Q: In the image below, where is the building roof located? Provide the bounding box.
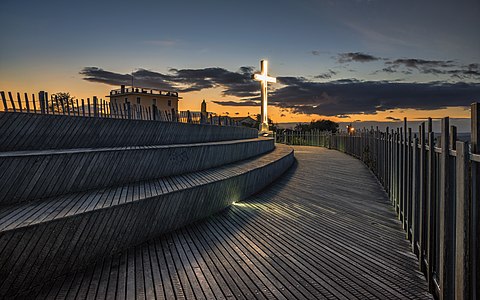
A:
[231,116,256,122]
[107,86,181,99]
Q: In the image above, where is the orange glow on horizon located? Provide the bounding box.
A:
[1,77,471,124]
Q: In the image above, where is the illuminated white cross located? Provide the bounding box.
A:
[253,59,276,132]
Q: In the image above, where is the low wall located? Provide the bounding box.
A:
[0,138,275,205]
[0,112,258,151]
[0,146,294,298]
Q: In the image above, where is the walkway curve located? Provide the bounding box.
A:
[23,146,432,299]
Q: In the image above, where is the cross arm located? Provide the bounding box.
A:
[253,73,277,83]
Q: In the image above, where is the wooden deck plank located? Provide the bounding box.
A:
[13,146,432,299]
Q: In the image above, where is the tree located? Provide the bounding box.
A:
[49,92,76,113]
[295,119,339,133]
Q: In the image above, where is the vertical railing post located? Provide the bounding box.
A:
[127,102,132,120]
[471,102,479,300]
[412,135,420,254]
[39,91,46,114]
[426,130,436,290]
[406,127,413,239]
[24,93,30,113]
[16,92,23,112]
[93,96,98,117]
[439,117,454,300]
[399,126,404,222]
[455,140,471,299]
[152,105,157,121]
[403,118,408,230]
[87,98,91,117]
[418,122,427,272]
[187,110,192,123]
[1,91,8,112]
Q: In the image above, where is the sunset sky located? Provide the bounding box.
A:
[1,0,479,127]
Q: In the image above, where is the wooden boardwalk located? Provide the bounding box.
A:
[22,146,432,299]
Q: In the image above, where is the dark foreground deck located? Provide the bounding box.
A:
[24,146,432,299]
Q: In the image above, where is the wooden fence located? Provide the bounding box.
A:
[277,102,479,300]
[0,90,239,126]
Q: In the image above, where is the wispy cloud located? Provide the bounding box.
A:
[337,52,381,63]
[333,51,480,80]
[212,100,259,106]
[314,69,338,79]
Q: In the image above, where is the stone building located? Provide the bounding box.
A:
[107,85,180,112]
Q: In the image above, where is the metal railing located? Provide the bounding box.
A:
[277,102,479,300]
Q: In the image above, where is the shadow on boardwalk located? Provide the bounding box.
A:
[23,146,432,299]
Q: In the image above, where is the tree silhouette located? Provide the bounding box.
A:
[295,119,339,133]
[50,92,76,113]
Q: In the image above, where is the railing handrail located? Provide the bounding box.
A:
[276,102,479,300]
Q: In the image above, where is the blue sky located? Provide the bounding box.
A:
[1,0,479,123]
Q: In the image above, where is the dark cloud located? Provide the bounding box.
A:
[80,66,259,98]
[337,52,380,63]
[314,69,338,79]
[81,66,480,117]
[389,58,455,69]
[332,52,479,80]
[336,115,351,119]
[381,58,479,79]
[212,100,259,106]
[386,116,401,121]
[80,67,176,91]
[81,67,138,85]
[270,78,480,116]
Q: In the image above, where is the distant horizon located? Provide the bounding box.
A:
[277,117,472,133]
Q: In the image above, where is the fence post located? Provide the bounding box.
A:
[32,93,36,113]
[152,105,157,121]
[16,92,23,112]
[24,93,30,113]
[439,117,454,300]
[411,135,420,254]
[403,119,409,231]
[471,102,479,299]
[93,96,98,117]
[87,98,91,117]
[426,131,436,289]
[406,127,413,239]
[399,126,404,223]
[127,102,132,120]
[455,141,471,299]
[1,91,8,112]
[418,122,427,272]
[39,91,45,114]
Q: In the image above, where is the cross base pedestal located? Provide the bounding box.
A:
[258,123,273,137]
[259,122,269,132]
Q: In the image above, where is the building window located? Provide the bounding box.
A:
[168,100,172,106]
[152,99,157,106]
[136,97,141,104]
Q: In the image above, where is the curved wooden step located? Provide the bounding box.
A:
[0,145,294,298]
[0,112,257,151]
[0,138,274,205]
